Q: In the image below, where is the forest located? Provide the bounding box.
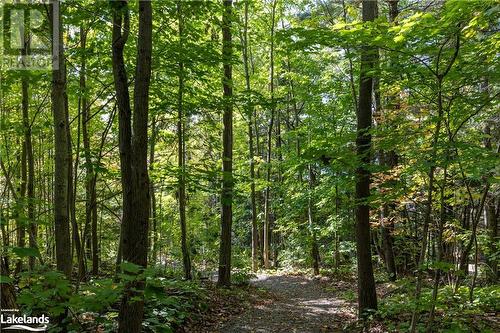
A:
[0,0,499,332]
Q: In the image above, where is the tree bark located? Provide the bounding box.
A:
[426,167,448,332]
[52,0,72,278]
[23,75,37,271]
[263,0,278,270]
[79,26,98,276]
[0,259,17,309]
[484,119,498,282]
[218,0,233,287]
[308,165,320,275]
[177,1,192,281]
[15,98,27,275]
[355,0,378,317]
[68,86,85,281]
[374,0,398,283]
[241,0,259,272]
[111,1,152,331]
[149,116,158,265]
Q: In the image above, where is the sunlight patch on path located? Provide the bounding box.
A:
[219,273,355,333]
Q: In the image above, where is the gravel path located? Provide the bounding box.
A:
[219,273,356,333]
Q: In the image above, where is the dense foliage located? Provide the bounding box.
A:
[0,0,498,332]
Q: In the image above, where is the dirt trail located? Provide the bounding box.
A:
[219,273,356,333]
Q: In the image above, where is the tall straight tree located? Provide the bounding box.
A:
[20,26,36,271]
[52,0,72,278]
[218,0,233,287]
[355,0,378,316]
[79,26,99,276]
[176,1,192,280]
[241,0,259,272]
[111,1,153,331]
[376,0,398,282]
[263,0,278,269]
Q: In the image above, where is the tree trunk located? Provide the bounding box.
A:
[410,30,460,332]
[263,0,278,270]
[308,165,320,276]
[177,1,192,281]
[17,10,39,273]
[68,85,85,281]
[16,100,27,275]
[218,0,233,287]
[380,205,397,281]
[484,123,498,282]
[0,259,17,309]
[241,0,259,272]
[112,1,153,331]
[355,0,378,317]
[149,116,158,265]
[374,0,398,283]
[486,197,498,282]
[426,167,448,332]
[52,0,72,278]
[80,26,98,276]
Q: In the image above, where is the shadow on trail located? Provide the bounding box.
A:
[220,274,356,333]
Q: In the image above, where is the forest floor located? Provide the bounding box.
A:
[217,272,360,333]
[181,270,498,333]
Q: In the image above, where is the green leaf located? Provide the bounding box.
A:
[121,261,141,274]
[0,275,14,283]
[12,247,40,258]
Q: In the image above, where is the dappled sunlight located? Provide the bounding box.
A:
[221,274,357,333]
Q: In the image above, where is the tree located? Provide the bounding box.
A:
[176,1,192,281]
[376,0,398,283]
[241,0,259,272]
[79,25,98,276]
[355,0,378,317]
[0,259,17,309]
[218,0,233,287]
[263,0,278,269]
[52,0,72,278]
[111,1,153,331]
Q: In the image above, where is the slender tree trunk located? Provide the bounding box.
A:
[69,86,85,281]
[486,197,498,282]
[15,7,29,275]
[355,0,378,317]
[218,0,233,287]
[426,167,448,332]
[16,106,27,275]
[484,121,498,282]
[177,1,192,281]
[91,177,98,273]
[334,183,341,268]
[241,0,259,272]
[456,182,490,285]
[149,116,158,265]
[80,26,98,276]
[17,10,38,273]
[308,165,320,275]
[374,0,398,283]
[410,31,460,332]
[273,83,282,270]
[263,0,278,270]
[112,1,153,331]
[409,85,442,333]
[52,0,72,278]
[23,77,37,271]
